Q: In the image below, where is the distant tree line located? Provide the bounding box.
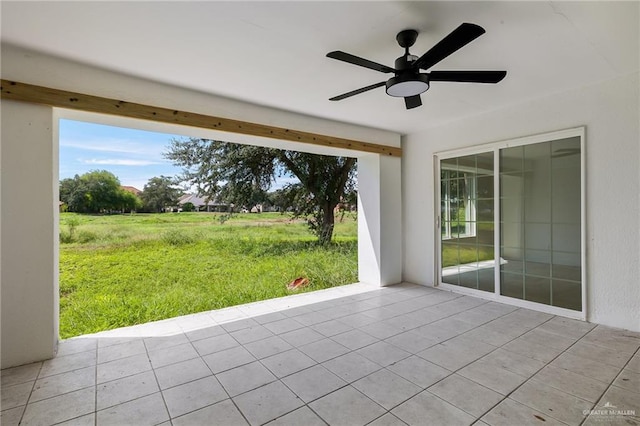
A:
[60,171,183,214]
[61,138,357,245]
[60,171,141,213]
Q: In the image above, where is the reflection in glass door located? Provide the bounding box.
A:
[438,133,583,312]
[440,152,495,292]
[500,137,582,310]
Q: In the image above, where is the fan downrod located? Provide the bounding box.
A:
[396,29,418,49]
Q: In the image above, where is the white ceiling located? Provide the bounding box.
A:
[1,1,638,135]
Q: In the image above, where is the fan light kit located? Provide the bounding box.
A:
[326,23,506,109]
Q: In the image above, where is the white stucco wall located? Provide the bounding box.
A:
[358,154,403,286]
[403,72,640,332]
[1,101,58,367]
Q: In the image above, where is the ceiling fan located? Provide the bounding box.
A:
[326,23,506,109]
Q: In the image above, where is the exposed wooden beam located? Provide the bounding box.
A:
[0,79,402,157]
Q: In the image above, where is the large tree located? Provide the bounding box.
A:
[165,138,356,245]
[59,170,140,213]
[140,176,183,212]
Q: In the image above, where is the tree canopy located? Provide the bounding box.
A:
[165,138,356,245]
[140,175,183,212]
[59,170,142,213]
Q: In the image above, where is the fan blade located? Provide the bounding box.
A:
[429,70,507,83]
[404,95,422,109]
[413,23,486,71]
[329,81,386,101]
[327,51,396,74]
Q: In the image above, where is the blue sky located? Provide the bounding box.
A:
[59,119,297,191]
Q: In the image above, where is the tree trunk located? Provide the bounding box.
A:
[318,203,336,246]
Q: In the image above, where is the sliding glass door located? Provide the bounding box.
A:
[437,130,583,314]
[440,152,495,292]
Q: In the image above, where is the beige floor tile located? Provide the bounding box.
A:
[96,353,152,384]
[260,348,316,378]
[56,339,97,357]
[387,355,451,388]
[21,387,94,426]
[55,412,95,426]
[31,366,95,402]
[143,333,189,352]
[511,379,591,425]
[0,405,24,426]
[154,357,212,390]
[458,359,526,395]
[332,329,379,350]
[281,364,346,403]
[172,398,248,426]
[549,351,621,383]
[392,390,475,426]
[97,370,158,410]
[356,341,411,367]
[96,392,168,426]
[298,338,350,363]
[202,345,256,374]
[482,398,566,426]
[185,325,226,342]
[1,363,41,388]
[230,325,274,345]
[533,365,609,402]
[428,374,503,417]
[148,342,199,369]
[384,331,438,354]
[39,351,96,378]
[233,381,303,426]
[216,361,276,396]
[191,333,239,356]
[266,406,326,426]
[310,385,386,426]
[97,339,146,364]
[565,342,634,368]
[243,335,293,359]
[162,376,228,418]
[417,336,496,371]
[612,368,640,394]
[367,413,408,426]
[322,352,382,383]
[501,337,563,363]
[279,327,325,347]
[1,382,33,411]
[263,318,305,335]
[352,369,421,410]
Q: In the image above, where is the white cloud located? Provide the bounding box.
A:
[81,158,161,166]
[61,138,147,154]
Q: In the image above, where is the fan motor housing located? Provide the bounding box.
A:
[386,73,430,97]
[394,54,418,71]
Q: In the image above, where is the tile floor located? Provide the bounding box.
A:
[2,283,639,426]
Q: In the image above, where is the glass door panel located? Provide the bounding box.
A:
[440,151,494,292]
[499,137,582,310]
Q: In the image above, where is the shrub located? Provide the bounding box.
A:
[162,229,196,246]
[60,230,73,244]
[182,202,195,212]
[76,230,98,243]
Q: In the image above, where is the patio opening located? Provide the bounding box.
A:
[58,118,359,338]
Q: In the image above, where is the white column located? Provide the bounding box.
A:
[1,100,58,368]
[357,153,402,286]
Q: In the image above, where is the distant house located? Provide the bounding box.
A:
[178,193,228,212]
[121,186,142,196]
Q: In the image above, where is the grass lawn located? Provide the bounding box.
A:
[59,212,357,338]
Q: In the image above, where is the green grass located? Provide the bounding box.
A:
[59,212,357,338]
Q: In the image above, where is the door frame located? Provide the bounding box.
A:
[433,127,586,320]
